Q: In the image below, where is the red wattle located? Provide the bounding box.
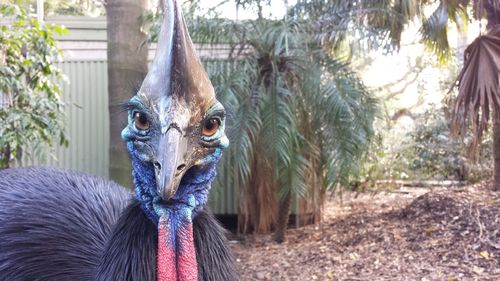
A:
[177,223,198,281]
[158,217,177,281]
[157,215,198,281]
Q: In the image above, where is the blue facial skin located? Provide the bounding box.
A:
[121,96,228,225]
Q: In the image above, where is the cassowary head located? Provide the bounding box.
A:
[121,0,228,221]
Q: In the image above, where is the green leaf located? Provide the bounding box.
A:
[0,3,68,167]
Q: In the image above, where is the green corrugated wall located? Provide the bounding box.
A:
[61,61,110,178]
[22,61,109,179]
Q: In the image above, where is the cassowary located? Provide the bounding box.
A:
[0,0,237,280]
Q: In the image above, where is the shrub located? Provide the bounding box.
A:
[0,3,68,168]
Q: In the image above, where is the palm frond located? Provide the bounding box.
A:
[277,135,310,200]
[450,26,500,158]
[318,59,377,186]
[420,1,468,62]
[289,0,422,53]
[218,61,262,188]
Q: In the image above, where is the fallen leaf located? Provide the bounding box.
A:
[479,251,490,260]
[423,226,434,233]
[473,266,484,275]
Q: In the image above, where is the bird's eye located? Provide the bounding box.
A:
[202,118,220,137]
[134,112,150,130]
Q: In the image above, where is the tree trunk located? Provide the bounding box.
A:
[0,144,11,169]
[493,119,500,191]
[273,191,292,243]
[486,1,500,191]
[106,0,148,188]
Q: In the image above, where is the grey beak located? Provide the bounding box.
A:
[154,128,189,200]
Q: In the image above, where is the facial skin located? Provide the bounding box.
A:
[121,95,229,204]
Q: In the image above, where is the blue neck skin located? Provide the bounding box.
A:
[127,142,219,225]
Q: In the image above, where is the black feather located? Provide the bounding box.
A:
[0,167,237,280]
[0,167,129,281]
[95,201,157,281]
[193,210,238,281]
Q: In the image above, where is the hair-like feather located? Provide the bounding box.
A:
[95,200,157,281]
[0,167,236,280]
[0,167,129,280]
[193,210,238,281]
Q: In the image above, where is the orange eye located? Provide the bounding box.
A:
[134,112,150,130]
[202,118,220,136]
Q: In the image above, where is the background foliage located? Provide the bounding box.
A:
[11,0,105,17]
[358,104,492,189]
[410,106,492,182]
[0,3,67,168]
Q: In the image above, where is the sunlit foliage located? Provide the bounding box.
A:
[0,3,67,168]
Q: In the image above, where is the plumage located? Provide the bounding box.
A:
[0,167,127,281]
[0,167,237,281]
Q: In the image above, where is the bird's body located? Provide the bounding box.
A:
[0,0,236,279]
[0,167,236,281]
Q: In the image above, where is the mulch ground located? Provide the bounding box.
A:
[231,183,500,281]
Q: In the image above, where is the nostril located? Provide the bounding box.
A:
[154,162,161,172]
[177,164,186,171]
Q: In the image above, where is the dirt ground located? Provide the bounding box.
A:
[231,183,500,281]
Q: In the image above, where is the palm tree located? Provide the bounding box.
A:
[293,0,500,190]
[450,2,500,190]
[185,9,378,241]
[106,0,149,188]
